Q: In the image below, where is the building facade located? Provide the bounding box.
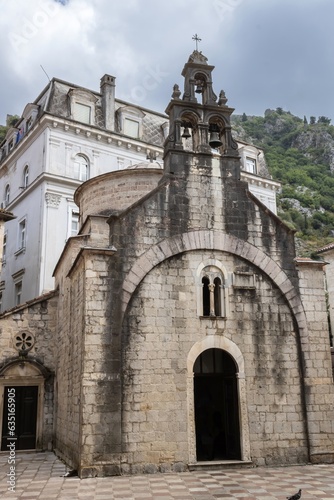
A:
[0,71,279,311]
[0,51,333,477]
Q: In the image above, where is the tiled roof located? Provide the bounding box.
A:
[316,242,334,254]
[294,257,326,265]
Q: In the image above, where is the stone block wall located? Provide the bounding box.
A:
[50,143,334,474]
[54,263,85,469]
[75,169,162,223]
[0,293,57,450]
[120,250,308,471]
[295,260,334,462]
[79,252,122,476]
[109,156,298,285]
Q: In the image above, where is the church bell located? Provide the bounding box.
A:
[195,82,203,94]
[182,126,191,139]
[209,130,223,149]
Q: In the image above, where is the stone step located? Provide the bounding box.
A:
[188,460,253,471]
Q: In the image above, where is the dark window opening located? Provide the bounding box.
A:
[202,276,210,316]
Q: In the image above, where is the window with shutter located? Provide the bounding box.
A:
[73,103,91,124]
[73,155,89,181]
[124,118,140,138]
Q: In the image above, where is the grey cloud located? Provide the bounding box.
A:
[1,0,334,125]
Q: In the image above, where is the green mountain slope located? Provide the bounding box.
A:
[0,115,20,143]
[232,109,334,256]
[2,110,334,256]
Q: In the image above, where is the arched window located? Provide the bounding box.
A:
[200,266,226,318]
[202,276,210,316]
[73,155,89,181]
[23,165,29,188]
[4,184,10,207]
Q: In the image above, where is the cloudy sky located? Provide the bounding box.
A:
[0,0,333,125]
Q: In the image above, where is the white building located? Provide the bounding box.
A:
[0,73,280,311]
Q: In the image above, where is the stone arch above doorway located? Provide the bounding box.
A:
[0,358,52,379]
[187,336,245,376]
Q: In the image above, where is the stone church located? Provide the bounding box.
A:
[0,51,334,477]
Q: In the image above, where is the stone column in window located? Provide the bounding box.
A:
[208,283,215,316]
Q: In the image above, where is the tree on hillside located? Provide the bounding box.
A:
[6,115,20,127]
[0,114,20,143]
[318,116,331,125]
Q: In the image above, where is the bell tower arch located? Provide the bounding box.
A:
[164,50,240,178]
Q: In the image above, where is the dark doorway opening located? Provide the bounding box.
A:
[1,386,38,451]
[194,349,241,461]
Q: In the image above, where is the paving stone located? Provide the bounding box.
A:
[1,452,334,499]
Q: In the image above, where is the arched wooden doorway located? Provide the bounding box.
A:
[1,386,38,450]
[0,359,52,451]
[194,348,241,461]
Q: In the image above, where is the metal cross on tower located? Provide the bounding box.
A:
[192,34,202,51]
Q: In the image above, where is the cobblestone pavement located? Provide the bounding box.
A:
[1,452,334,499]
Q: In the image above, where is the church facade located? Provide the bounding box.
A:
[0,51,333,477]
[0,67,278,312]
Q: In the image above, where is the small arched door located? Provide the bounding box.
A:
[194,348,241,461]
[0,360,48,451]
[1,386,38,450]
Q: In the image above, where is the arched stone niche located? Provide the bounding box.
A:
[0,359,53,451]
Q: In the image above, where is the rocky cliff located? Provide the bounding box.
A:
[232,109,334,255]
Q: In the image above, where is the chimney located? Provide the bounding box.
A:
[100,74,116,131]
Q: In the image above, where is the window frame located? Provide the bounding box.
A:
[73,154,89,182]
[72,102,92,124]
[123,117,140,138]
[2,231,7,266]
[116,105,145,139]
[71,211,79,237]
[21,103,39,134]
[4,184,10,207]
[68,88,97,126]
[67,203,80,239]
[18,218,27,252]
[196,261,229,319]
[201,270,224,318]
[26,116,33,131]
[15,281,22,306]
[23,165,29,188]
[245,156,256,174]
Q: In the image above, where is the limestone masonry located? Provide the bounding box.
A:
[0,51,333,477]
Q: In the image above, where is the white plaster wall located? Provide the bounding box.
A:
[0,122,159,310]
[248,183,277,214]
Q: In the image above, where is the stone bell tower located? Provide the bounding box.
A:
[164,50,240,179]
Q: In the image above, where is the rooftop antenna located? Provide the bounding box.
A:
[40,65,50,82]
[192,34,202,52]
